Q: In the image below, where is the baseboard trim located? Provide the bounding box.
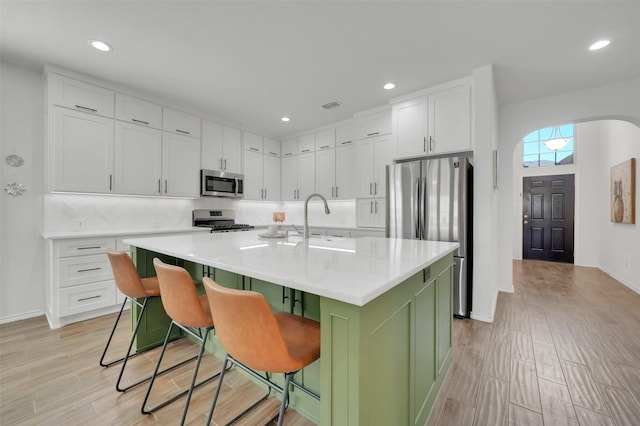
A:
[497,285,515,293]
[606,271,640,294]
[0,309,45,325]
[470,287,498,323]
[471,311,494,323]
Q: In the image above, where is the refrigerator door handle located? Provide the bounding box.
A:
[420,176,427,239]
[415,177,421,238]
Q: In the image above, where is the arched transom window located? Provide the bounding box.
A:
[523,124,575,168]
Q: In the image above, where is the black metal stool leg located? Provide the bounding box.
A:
[276,373,293,426]
[99,298,129,367]
[141,321,175,415]
[206,355,230,426]
[179,327,212,426]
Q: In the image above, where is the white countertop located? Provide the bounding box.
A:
[41,227,209,240]
[124,230,458,306]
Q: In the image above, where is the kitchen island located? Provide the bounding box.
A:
[124,231,458,425]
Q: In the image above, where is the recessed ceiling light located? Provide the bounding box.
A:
[589,40,610,51]
[281,116,290,122]
[89,39,113,52]
[383,82,396,90]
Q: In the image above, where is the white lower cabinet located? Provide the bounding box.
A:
[47,237,118,328]
[356,198,386,228]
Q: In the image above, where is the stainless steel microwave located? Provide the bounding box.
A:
[200,169,244,198]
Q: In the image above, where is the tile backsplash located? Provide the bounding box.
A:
[44,194,356,233]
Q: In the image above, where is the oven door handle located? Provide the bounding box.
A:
[234,177,239,197]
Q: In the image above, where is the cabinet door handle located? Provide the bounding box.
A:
[370,182,373,195]
[220,158,223,169]
[374,182,378,195]
[370,201,373,214]
[430,136,434,151]
[301,149,310,153]
[250,147,259,152]
[374,200,378,213]
[367,132,379,137]
[269,152,277,156]
[131,118,149,125]
[109,174,112,191]
[335,186,339,197]
[164,180,168,193]
[74,104,97,113]
[284,152,293,156]
[77,295,102,302]
[176,129,190,135]
[158,179,161,193]
[341,140,352,145]
[77,267,102,273]
[320,145,330,149]
[224,158,227,170]
[77,246,101,250]
[423,136,427,152]
[331,187,335,198]
[265,188,267,199]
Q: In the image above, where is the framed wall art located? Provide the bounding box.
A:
[611,158,636,224]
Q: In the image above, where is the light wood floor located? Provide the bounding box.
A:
[2,260,639,425]
[428,260,640,426]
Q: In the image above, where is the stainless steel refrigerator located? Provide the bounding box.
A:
[386,156,473,318]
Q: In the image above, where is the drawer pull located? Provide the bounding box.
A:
[176,129,191,135]
[77,267,102,273]
[74,104,97,113]
[77,295,102,302]
[132,118,150,125]
[77,246,101,250]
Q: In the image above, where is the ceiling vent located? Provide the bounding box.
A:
[321,100,342,110]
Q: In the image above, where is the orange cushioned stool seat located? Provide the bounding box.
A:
[203,277,320,426]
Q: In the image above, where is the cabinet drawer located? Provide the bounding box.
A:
[59,281,116,316]
[356,110,392,139]
[57,254,113,288]
[163,107,201,138]
[115,93,162,129]
[49,73,114,117]
[297,134,315,153]
[264,137,281,157]
[56,237,116,257]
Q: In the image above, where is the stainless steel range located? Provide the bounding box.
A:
[192,209,254,233]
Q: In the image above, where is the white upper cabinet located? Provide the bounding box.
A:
[49,73,114,118]
[336,122,356,146]
[297,152,316,200]
[162,107,201,138]
[263,154,281,201]
[243,130,263,153]
[114,121,162,195]
[355,109,391,140]
[393,82,471,159]
[281,155,298,201]
[162,132,200,197]
[297,134,315,153]
[428,84,471,155]
[356,136,392,198]
[393,96,428,159]
[315,128,336,150]
[264,137,281,157]
[282,138,297,157]
[316,147,336,199]
[335,143,358,199]
[201,121,242,173]
[115,93,162,129]
[52,107,114,193]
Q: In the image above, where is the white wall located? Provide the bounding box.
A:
[599,120,640,291]
[497,78,640,293]
[0,62,46,322]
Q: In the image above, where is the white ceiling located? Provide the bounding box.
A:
[2,1,639,139]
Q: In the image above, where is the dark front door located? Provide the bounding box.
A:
[523,174,575,263]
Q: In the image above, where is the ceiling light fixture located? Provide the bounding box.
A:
[89,39,113,52]
[544,126,569,151]
[589,40,610,51]
[383,82,396,90]
[281,116,290,122]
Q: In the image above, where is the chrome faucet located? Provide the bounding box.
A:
[304,193,331,239]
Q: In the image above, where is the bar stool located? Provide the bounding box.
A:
[142,258,223,425]
[203,277,321,426]
[101,250,186,393]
